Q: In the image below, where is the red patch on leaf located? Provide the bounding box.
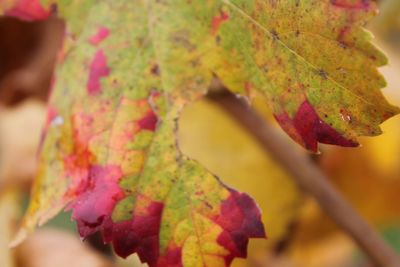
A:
[138,110,158,131]
[211,11,230,35]
[75,195,163,267]
[63,148,93,195]
[5,0,50,21]
[104,200,164,265]
[330,0,370,9]
[71,165,124,236]
[214,191,266,266]
[87,50,110,95]
[158,247,182,267]
[275,100,359,152]
[89,27,110,46]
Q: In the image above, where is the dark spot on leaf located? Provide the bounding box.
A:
[318,69,328,79]
[271,29,280,41]
[50,3,58,15]
[150,64,160,76]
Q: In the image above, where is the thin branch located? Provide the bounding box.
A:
[208,90,400,267]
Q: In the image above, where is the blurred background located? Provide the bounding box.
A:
[0,0,399,266]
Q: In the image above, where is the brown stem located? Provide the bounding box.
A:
[208,90,400,267]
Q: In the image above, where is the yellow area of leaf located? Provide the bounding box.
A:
[179,99,302,265]
[0,189,19,267]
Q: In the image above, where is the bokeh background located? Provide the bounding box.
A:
[0,1,399,266]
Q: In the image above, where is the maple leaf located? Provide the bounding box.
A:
[1,0,398,266]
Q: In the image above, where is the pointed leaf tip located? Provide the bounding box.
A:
[275,100,359,152]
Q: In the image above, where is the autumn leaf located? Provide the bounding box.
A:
[1,0,397,267]
[16,229,115,267]
[212,0,398,152]
[6,2,266,266]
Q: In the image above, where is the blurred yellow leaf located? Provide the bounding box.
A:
[0,189,19,267]
[16,228,115,267]
[179,99,302,266]
[362,116,400,178]
[370,0,400,38]
[116,254,147,267]
[0,101,46,187]
[359,36,400,177]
